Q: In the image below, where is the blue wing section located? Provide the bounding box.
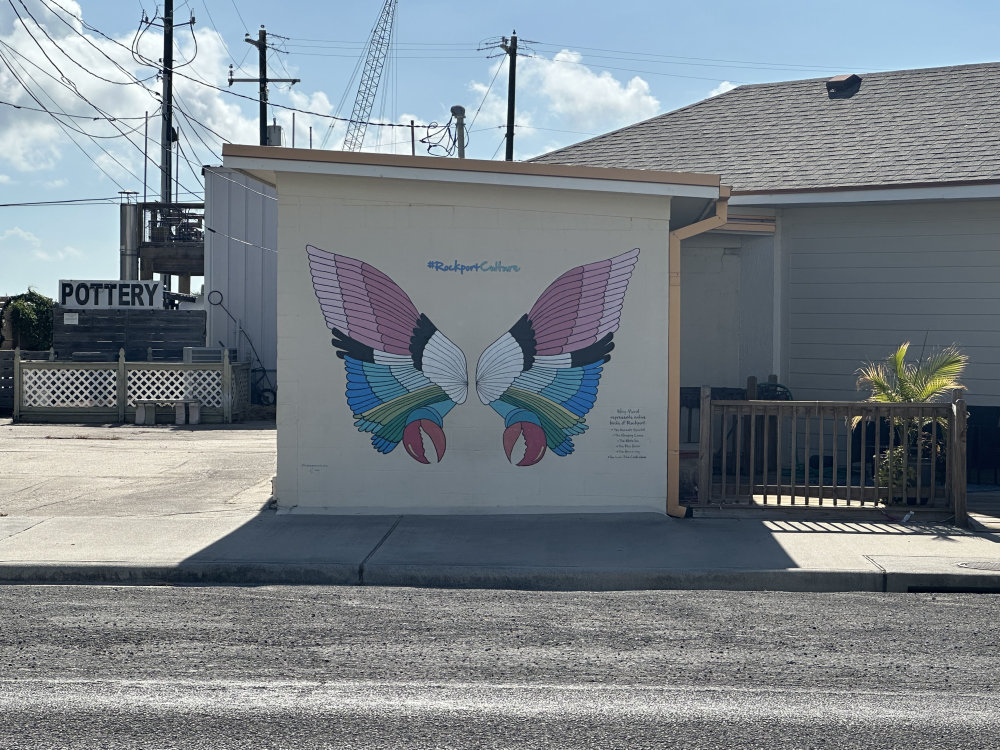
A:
[345,358,410,414]
[490,360,606,457]
[342,355,453,454]
[512,362,604,418]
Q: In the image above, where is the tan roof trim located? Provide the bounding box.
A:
[221,144,721,189]
[732,178,1000,196]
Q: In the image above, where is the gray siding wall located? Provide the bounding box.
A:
[781,199,1000,406]
[204,168,278,379]
[680,232,774,388]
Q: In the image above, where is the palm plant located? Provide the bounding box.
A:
[855,341,967,411]
[854,341,968,503]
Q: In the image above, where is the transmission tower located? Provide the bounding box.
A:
[342,0,397,152]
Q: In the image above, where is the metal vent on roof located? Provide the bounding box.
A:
[826,74,862,99]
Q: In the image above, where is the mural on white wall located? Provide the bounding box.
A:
[306,245,639,467]
[306,245,469,463]
[475,248,639,465]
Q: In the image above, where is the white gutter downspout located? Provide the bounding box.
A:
[666,186,730,517]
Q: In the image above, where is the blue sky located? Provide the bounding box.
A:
[2,0,999,297]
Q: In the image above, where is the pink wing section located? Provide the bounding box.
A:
[306,245,420,356]
[527,248,640,355]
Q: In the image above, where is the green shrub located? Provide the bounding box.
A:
[2,289,53,350]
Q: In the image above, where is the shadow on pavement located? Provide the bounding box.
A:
[180,511,399,585]
[179,511,801,588]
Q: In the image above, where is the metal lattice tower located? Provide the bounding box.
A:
[343,0,397,152]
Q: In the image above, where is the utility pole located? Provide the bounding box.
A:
[153,1,194,201]
[500,32,517,161]
[450,105,466,158]
[228,27,300,146]
[159,0,174,202]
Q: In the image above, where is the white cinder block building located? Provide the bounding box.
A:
[224,146,730,515]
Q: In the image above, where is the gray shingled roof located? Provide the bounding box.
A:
[532,62,1000,192]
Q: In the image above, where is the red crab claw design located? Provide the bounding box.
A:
[403,419,447,464]
[502,421,547,467]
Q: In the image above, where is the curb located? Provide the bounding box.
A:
[0,562,360,586]
[359,565,885,592]
[2,563,999,592]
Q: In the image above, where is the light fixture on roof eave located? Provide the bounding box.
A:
[826,74,862,99]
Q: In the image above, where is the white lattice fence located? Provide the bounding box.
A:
[127,368,223,407]
[21,367,117,408]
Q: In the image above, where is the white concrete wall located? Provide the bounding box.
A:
[275,171,673,514]
[203,168,278,382]
[679,233,774,389]
[780,199,1000,406]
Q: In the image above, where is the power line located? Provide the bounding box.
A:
[202,167,277,201]
[529,41,869,72]
[517,124,598,136]
[4,2,161,148]
[0,196,121,207]
[205,225,275,254]
[228,0,249,35]
[467,56,506,134]
[322,32,370,148]
[25,10,469,142]
[0,44,148,141]
[196,0,254,76]
[0,45,127,189]
[0,97,150,121]
[276,35,874,75]
[490,134,506,160]
[283,36,474,47]
[174,123,205,187]
[284,51,486,59]
[84,20,428,135]
[0,36,201,198]
[36,0,160,90]
[0,61,203,203]
[521,53,749,84]
[173,96,223,158]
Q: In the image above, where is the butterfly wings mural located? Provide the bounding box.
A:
[306,245,468,463]
[306,246,640,466]
[475,248,640,466]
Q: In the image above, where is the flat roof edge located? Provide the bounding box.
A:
[221,144,721,189]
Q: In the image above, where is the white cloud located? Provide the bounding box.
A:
[42,178,67,188]
[0,6,315,194]
[709,81,737,97]
[0,226,41,248]
[33,244,83,262]
[366,113,423,155]
[467,60,532,130]
[0,228,83,262]
[518,50,659,132]
[0,173,10,183]
[461,61,532,158]
[0,4,156,177]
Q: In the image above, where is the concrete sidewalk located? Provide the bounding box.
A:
[2,419,1000,592]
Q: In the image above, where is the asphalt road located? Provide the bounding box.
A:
[1,586,998,748]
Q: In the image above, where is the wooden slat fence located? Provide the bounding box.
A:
[52,308,206,361]
[695,388,968,524]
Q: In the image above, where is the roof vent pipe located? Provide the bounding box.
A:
[826,74,862,99]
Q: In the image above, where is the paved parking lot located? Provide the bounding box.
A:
[0,419,276,517]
